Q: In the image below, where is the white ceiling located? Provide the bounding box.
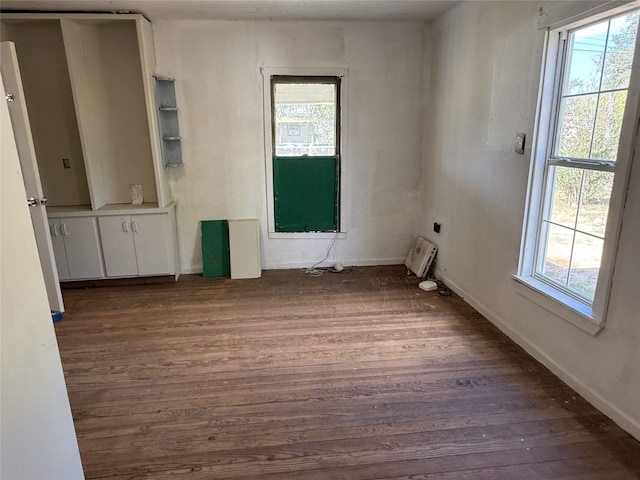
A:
[0,0,461,22]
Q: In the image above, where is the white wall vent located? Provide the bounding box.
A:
[405,236,437,278]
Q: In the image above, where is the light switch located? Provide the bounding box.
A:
[62,158,71,169]
[514,133,526,154]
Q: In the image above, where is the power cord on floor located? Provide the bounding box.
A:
[304,266,354,276]
[428,276,452,296]
[304,235,352,276]
[303,267,325,277]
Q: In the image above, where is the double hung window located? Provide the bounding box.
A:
[519,7,640,330]
[270,76,341,233]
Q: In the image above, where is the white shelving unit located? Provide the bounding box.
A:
[154,76,183,167]
[2,13,180,281]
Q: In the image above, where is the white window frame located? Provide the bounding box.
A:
[261,66,349,239]
[515,2,640,335]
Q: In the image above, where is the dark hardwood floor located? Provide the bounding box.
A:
[55,265,640,479]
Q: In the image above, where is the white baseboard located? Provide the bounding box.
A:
[182,258,406,275]
[262,257,405,270]
[443,276,640,441]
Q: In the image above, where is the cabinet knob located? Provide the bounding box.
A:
[122,220,129,233]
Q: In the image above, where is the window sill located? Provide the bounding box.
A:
[512,275,604,336]
[268,231,347,240]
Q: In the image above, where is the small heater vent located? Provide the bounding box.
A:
[405,236,437,278]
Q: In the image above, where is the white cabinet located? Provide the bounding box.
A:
[98,214,173,278]
[96,216,138,277]
[47,203,179,282]
[49,219,70,281]
[132,214,173,275]
[48,216,104,280]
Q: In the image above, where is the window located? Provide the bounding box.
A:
[518,6,640,331]
[270,76,341,233]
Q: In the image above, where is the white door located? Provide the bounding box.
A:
[1,68,84,480]
[133,214,171,275]
[61,217,105,279]
[98,215,138,277]
[1,41,64,312]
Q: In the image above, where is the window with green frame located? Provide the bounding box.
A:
[271,76,341,233]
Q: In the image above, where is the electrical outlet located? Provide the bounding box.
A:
[433,222,441,233]
[514,133,526,154]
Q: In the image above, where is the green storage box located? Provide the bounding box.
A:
[201,220,230,277]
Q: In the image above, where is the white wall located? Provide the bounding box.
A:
[1,73,84,479]
[153,20,425,272]
[422,1,640,439]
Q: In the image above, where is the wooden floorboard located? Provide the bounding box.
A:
[54,265,640,479]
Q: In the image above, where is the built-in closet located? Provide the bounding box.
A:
[1,13,180,281]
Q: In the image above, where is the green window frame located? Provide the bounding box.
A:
[270,76,341,233]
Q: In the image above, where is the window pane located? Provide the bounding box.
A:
[568,233,604,300]
[566,22,607,95]
[274,83,336,157]
[556,94,597,159]
[548,166,581,228]
[538,222,574,285]
[556,12,640,162]
[601,12,640,90]
[591,90,627,161]
[576,170,613,237]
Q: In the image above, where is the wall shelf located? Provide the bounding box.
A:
[154,76,183,167]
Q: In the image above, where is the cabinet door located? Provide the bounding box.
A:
[60,217,104,279]
[98,216,138,277]
[132,214,171,275]
[48,218,70,281]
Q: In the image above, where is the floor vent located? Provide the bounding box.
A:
[405,236,437,278]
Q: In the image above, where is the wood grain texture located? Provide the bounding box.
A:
[55,265,640,479]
